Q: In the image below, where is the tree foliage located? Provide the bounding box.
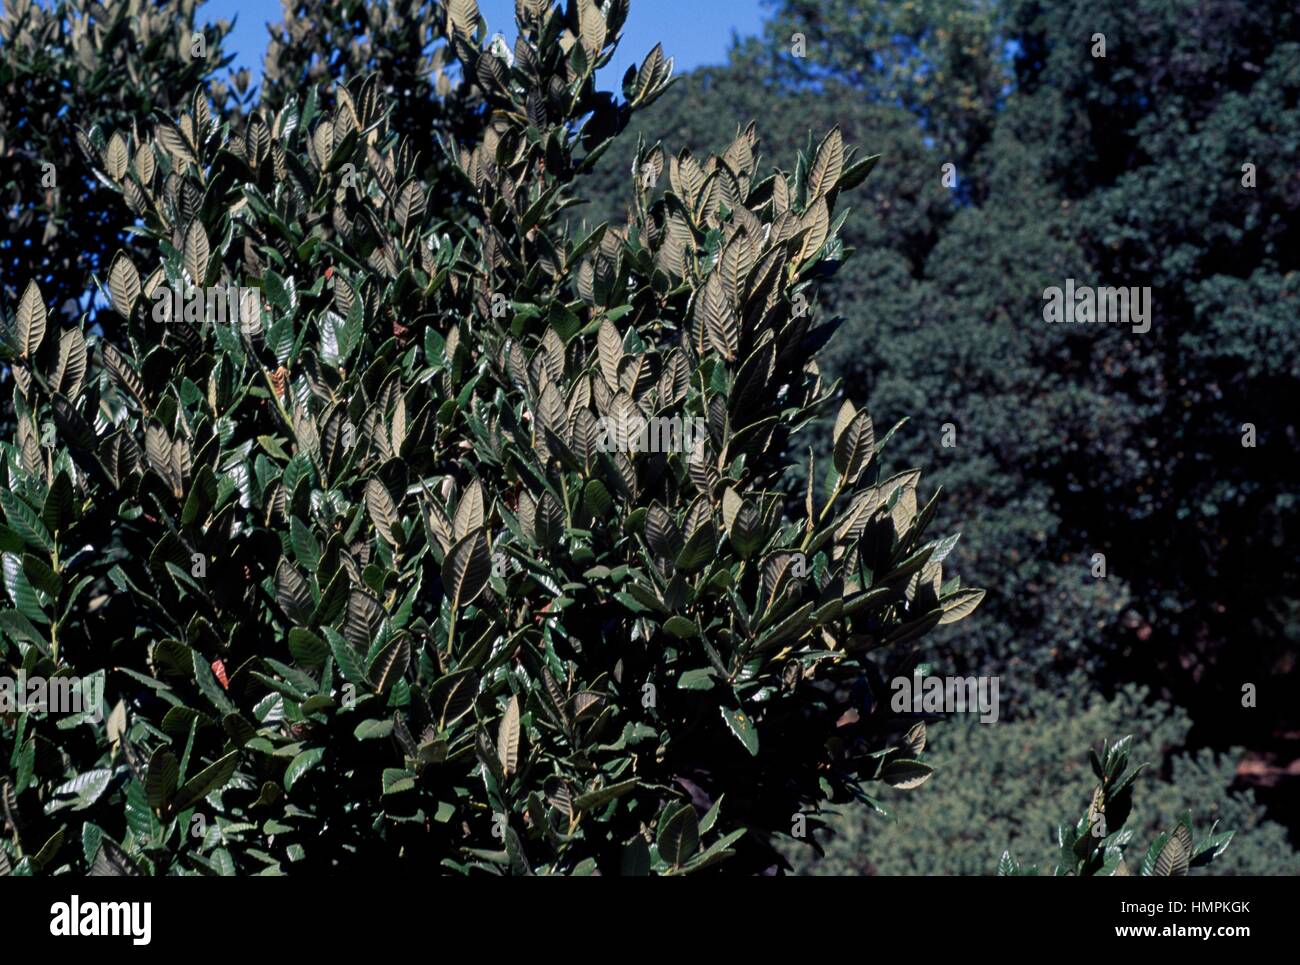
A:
[0,0,988,876]
[794,686,1286,876]
[761,0,1300,750]
[0,0,241,339]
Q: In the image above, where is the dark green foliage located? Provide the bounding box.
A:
[792,686,1288,876]
[996,0,1300,740]
[259,0,483,189]
[0,0,984,875]
[760,0,1008,176]
[998,735,1234,877]
[0,0,241,341]
[757,0,1300,747]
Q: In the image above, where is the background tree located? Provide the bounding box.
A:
[795,685,1295,876]
[737,0,1300,867]
[760,0,1009,183]
[994,0,1300,759]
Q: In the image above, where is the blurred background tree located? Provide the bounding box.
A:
[790,684,1300,875]
[760,0,1009,189]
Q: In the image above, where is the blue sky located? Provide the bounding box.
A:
[203,0,768,88]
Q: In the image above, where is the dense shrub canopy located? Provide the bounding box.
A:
[0,0,994,875]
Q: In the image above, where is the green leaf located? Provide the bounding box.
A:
[81,823,104,867]
[284,748,325,793]
[1140,832,1170,876]
[174,751,240,809]
[287,628,329,670]
[382,768,416,794]
[180,465,219,527]
[41,472,75,536]
[30,827,65,871]
[354,718,394,740]
[192,651,236,715]
[324,627,370,687]
[657,803,700,866]
[3,552,49,624]
[583,479,613,517]
[838,152,880,191]
[290,516,322,572]
[880,758,934,790]
[678,668,716,690]
[263,269,293,312]
[22,554,60,596]
[939,588,986,625]
[47,768,113,813]
[145,747,179,809]
[678,827,746,874]
[0,490,53,553]
[573,778,639,812]
[674,525,715,573]
[663,615,700,639]
[0,523,24,554]
[282,453,314,495]
[312,568,349,625]
[719,706,759,756]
